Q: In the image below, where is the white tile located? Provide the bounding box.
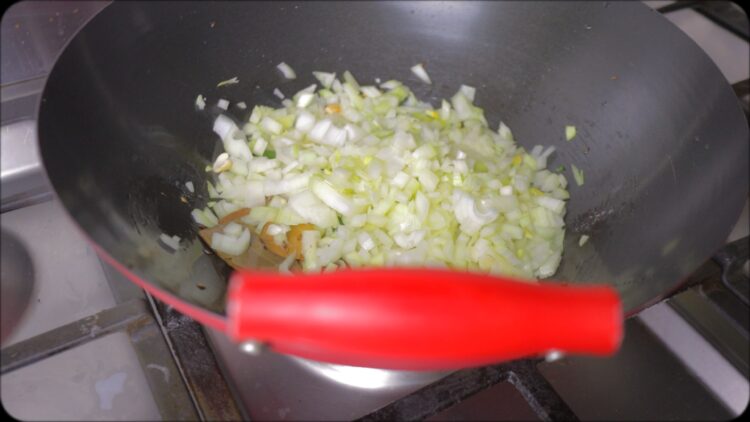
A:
[664,8,749,84]
[1,199,116,345]
[1,332,161,420]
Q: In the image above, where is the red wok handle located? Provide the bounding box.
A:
[226,268,622,370]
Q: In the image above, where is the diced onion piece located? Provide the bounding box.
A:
[224,222,243,237]
[498,121,513,141]
[211,228,251,256]
[265,224,285,236]
[459,85,476,102]
[185,181,194,193]
[311,179,353,216]
[571,164,585,186]
[217,76,239,87]
[159,233,180,251]
[453,191,498,234]
[273,88,285,99]
[288,189,338,228]
[217,99,229,110]
[565,125,577,141]
[391,171,410,188]
[295,110,317,133]
[313,71,336,88]
[261,116,283,135]
[343,124,364,142]
[195,95,206,110]
[213,114,237,140]
[241,180,266,208]
[415,169,438,192]
[252,137,268,155]
[213,152,232,173]
[247,157,279,173]
[297,92,315,108]
[191,209,216,227]
[579,234,590,246]
[393,230,426,249]
[308,119,333,142]
[263,172,311,196]
[279,252,297,273]
[361,86,382,98]
[536,196,565,213]
[357,232,376,251]
[236,101,247,109]
[451,91,473,120]
[322,125,348,147]
[410,63,432,84]
[298,84,317,95]
[277,62,296,79]
[380,80,401,90]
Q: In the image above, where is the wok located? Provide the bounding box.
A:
[38,1,748,369]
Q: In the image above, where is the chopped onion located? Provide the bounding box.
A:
[410,63,432,84]
[236,101,247,109]
[159,233,180,251]
[565,125,577,141]
[213,114,238,139]
[279,252,297,273]
[212,152,232,173]
[313,71,336,88]
[289,189,337,228]
[277,62,296,79]
[297,85,317,96]
[308,119,333,142]
[185,181,194,193]
[224,222,244,237]
[498,121,513,141]
[217,76,239,87]
[579,234,590,246]
[571,164,585,186]
[361,86,382,98]
[357,232,376,251]
[195,95,206,110]
[191,209,217,227]
[252,137,268,155]
[273,88,285,99]
[211,228,251,255]
[261,116,283,135]
[379,80,401,90]
[311,179,353,216]
[297,92,315,108]
[459,85,476,102]
[217,99,229,110]
[295,110,317,133]
[263,172,311,196]
[537,196,565,213]
[192,69,570,279]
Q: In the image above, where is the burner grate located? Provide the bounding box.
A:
[357,359,576,421]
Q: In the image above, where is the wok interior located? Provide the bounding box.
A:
[38,1,748,316]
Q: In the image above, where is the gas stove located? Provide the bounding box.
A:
[1,1,747,420]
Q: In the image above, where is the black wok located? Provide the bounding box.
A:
[38,1,748,367]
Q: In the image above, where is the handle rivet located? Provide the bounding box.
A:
[545,350,564,362]
[240,340,266,355]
